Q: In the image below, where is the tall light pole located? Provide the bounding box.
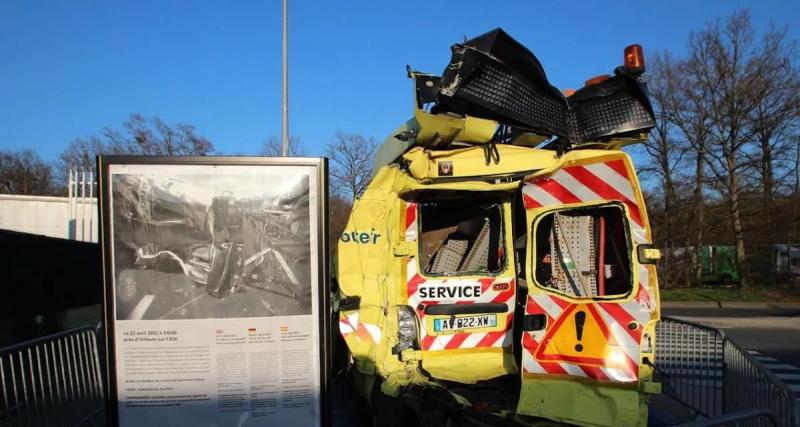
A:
[281,0,289,156]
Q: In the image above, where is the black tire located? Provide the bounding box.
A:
[719,273,733,286]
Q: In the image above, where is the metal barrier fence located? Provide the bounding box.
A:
[0,319,796,426]
[656,317,797,427]
[0,326,104,426]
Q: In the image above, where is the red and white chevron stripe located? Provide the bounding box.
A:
[522,158,655,310]
[522,294,640,382]
[521,157,657,383]
[523,159,643,227]
[406,260,515,351]
[405,202,418,241]
[339,311,382,344]
[404,201,516,352]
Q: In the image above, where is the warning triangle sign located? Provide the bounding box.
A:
[535,304,613,366]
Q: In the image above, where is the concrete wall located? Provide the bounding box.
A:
[0,194,97,242]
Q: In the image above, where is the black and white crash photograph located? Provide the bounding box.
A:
[110,165,313,320]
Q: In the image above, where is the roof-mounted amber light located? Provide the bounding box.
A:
[624,44,645,74]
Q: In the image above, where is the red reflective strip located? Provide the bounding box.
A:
[355,324,374,343]
[407,273,425,298]
[580,365,609,381]
[585,304,611,338]
[444,332,470,350]
[605,159,629,180]
[421,335,436,350]
[540,362,568,375]
[480,278,494,293]
[636,283,651,307]
[624,201,644,227]
[476,314,513,347]
[490,282,516,304]
[617,352,640,378]
[405,203,417,230]
[538,178,582,204]
[475,330,506,347]
[538,302,575,338]
[522,193,542,209]
[522,332,539,348]
[597,303,642,342]
[525,296,544,314]
[549,295,570,310]
[563,166,643,226]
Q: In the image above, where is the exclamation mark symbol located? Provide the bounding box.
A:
[574,311,586,352]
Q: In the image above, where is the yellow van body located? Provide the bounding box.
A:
[337,142,661,426]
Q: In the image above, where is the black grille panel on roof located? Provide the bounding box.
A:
[458,63,567,135]
[570,90,655,142]
[432,28,655,144]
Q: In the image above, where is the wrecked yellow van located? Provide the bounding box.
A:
[336,29,661,427]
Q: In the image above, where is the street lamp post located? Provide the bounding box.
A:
[281,0,289,156]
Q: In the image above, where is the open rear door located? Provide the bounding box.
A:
[402,192,518,383]
[517,153,659,426]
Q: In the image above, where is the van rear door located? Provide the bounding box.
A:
[403,192,518,382]
[517,154,659,427]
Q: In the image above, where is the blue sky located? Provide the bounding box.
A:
[1,0,798,161]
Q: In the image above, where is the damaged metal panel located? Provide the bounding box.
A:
[435,29,567,136]
[567,73,656,142]
[430,28,656,144]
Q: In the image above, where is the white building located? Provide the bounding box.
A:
[0,194,97,242]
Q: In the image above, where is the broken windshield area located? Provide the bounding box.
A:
[533,205,631,298]
[418,197,505,275]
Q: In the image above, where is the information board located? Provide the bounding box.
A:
[98,156,329,427]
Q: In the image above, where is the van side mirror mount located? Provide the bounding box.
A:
[637,244,661,264]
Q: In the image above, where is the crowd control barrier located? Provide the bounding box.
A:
[656,317,797,427]
[0,318,796,427]
[0,326,104,426]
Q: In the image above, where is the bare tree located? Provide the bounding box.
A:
[0,149,56,195]
[328,194,353,248]
[58,136,107,177]
[747,28,800,244]
[792,135,800,243]
[641,52,693,287]
[59,114,214,179]
[680,10,797,289]
[261,135,306,156]
[656,51,709,283]
[326,132,378,201]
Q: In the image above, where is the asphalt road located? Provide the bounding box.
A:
[663,305,800,400]
[115,269,311,320]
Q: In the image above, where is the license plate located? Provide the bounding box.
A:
[434,314,497,332]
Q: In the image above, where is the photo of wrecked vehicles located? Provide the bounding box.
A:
[110,168,311,320]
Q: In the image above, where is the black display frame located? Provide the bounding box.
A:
[97,155,331,427]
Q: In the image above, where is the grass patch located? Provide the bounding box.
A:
[661,287,768,302]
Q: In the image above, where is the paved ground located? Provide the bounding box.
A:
[115,269,311,320]
[663,305,800,402]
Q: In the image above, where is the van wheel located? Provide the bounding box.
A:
[719,273,733,286]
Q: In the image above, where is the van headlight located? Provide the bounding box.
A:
[393,306,419,354]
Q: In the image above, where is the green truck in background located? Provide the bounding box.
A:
[699,245,740,285]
